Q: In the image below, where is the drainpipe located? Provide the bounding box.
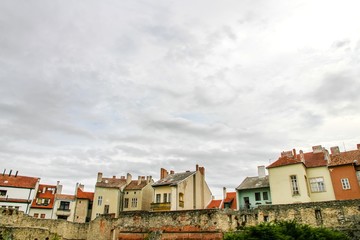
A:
[26,188,33,214]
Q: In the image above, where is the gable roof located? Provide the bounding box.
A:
[96,177,127,188]
[0,174,39,189]
[236,176,269,190]
[124,180,150,190]
[267,156,300,169]
[267,150,328,169]
[207,199,222,209]
[76,187,94,200]
[329,149,360,167]
[152,171,195,187]
[31,184,57,209]
[222,192,237,210]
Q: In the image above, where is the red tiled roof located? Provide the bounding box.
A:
[267,156,301,169]
[0,174,39,189]
[267,150,328,169]
[206,199,222,209]
[329,149,360,167]
[31,184,56,209]
[76,188,94,200]
[222,192,237,210]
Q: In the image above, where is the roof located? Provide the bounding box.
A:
[267,151,328,169]
[236,176,269,190]
[152,171,195,187]
[76,187,94,200]
[96,177,127,188]
[207,199,222,209]
[31,184,56,209]
[124,180,150,190]
[222,192,237,210]
[0,174,39,189]
[56,194,75,201]
[329,149,360,167]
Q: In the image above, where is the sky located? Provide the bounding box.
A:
[1,0,360,198]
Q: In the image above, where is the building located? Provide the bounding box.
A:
[207,188,237,210]
[151,165,212,211]
[236,166,271,210]
[52,193,76,221]
[74,184,94,223]
[0,170,39,214]
[267,146,335,204]
[29,182,60,219]
[328,144,360,200]
[123,176,154,211]
[91,173,131,220]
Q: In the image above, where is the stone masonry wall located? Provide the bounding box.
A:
[1,200,360,239]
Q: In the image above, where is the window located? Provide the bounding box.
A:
[97,196,103,206]
[59,201,70,210]
[263,192,269,201]
[34,213,39,218]
[309,177,326,192]
[40,214,45,219]
[104,205,109,214]
[131,198,138,208]
[168,193,171,202]
[290,175,300,195]
[341,178,351,190]
[156,194,161,203]
[255,192,261,201]
[124,198,129,208]
[0,190,7,196]
[163,193,167,203]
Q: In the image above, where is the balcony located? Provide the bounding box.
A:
[56,208,71,216]
[150,202,171,211]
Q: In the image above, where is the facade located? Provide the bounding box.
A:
[91,173,130,220]
[52,194,76,221]
[328,145,360,200]
[29,183,60,219]
[123,176,154,211]
[0,171,39,214]
[267,146,335,204]
[74,184,94,223]
[151,165,212,211]
[236,166,271,210]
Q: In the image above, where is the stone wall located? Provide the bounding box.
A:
[1,200,360,239]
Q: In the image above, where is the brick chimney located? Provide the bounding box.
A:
[97,172,103,183]
[357,144,360,150]
[312,145,323,153]
[330,146,340,155]
[199,166,205,175]
[281,150,293,158]
[160,168,168,179]
[138,176,142,185]
[56,181,63,194]
[170,170,174,174]
[299,150,305,163]
[258,166,266,178]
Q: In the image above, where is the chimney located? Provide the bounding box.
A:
[126,173,132,184]
[299,150,305,163]
[223,187,227,201]
[113,175,116,179]
[258,166,266,178]
[121,176,125,179]
[292,149,297,158]
[323,148,330,162]
[97,172,103,182]
[196,164,199,171]
[170,170,174,174]
[199,166,205,176]
[78,184,84,191]
[147,176,152,183]
[56,181,63,194]
[330,146,340,155]
[281,150,293,158]
[138,176,141,185]
[160,168,168,179]
[357,144,360,150]
[8,170,12,176]
[14,171,18,177]
[312,145,322,153]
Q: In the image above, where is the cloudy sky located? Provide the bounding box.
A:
[1,0,360,198]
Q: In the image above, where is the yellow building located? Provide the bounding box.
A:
[267,146,335,204]
[151,165,212,211]
[123,176,154,211]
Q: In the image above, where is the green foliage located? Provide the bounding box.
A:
[224,220,349,240]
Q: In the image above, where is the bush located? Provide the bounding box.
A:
[224,220,349,240]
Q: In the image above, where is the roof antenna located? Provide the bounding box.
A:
[2,169,5,176]
[8,170,12,176]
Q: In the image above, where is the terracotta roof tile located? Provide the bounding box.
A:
[206,199,222,209]
[267,150,328,169]
[222,192,237,210]
[76,188,94,200]
[267,156,300,169]
[0,175,39,189]
[31,184,56,209]
[329,149,360,166]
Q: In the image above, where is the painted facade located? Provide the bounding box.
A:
[123,176,154,211]
[0,171,39,214]
[52,194,76,221]
[151,165,212,211]
[74,184,94,223]
[29,183,60,219]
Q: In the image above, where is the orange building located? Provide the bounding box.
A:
[328,145,360,200]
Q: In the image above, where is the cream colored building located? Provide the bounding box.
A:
[267,146,335,204]
[52,194,76,221]
[151,165,212,211]
[123,176,154,211]
[73,184,94,223]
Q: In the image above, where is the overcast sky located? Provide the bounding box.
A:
[1,0,360,198]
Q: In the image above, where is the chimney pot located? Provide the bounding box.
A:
[312,145,323,153]
[357,144,360,150]
[330,146,340,155]
[97,172,103,182]
[258,165,266,178]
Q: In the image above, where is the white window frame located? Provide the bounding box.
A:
[309,177,326,192]
[97,196,103,206]
[131,198,137,208]
[341,178,351,190]
[290,175,300,195]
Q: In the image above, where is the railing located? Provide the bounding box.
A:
[150,202,171,211]
[56,208,71,216]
